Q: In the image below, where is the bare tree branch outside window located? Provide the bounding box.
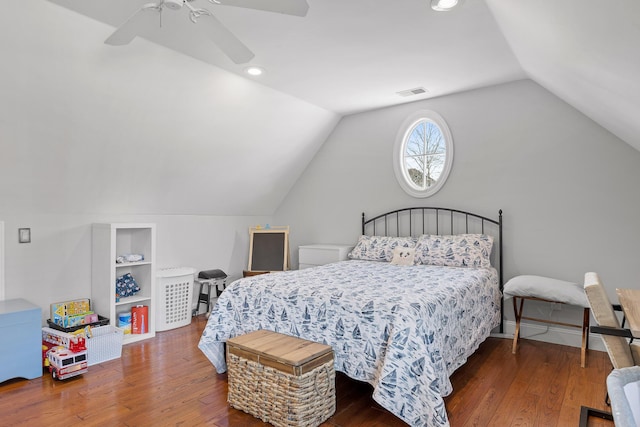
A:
[403,120,446,190]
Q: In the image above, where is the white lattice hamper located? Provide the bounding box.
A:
[87,325,124,366]
[156,267,195,331]
[226,330,336,427]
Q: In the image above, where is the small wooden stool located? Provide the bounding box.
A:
[505,275,590,368]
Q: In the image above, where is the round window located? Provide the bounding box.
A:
[393,110,454,198]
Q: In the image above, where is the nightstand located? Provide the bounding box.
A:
[298,244,354,269]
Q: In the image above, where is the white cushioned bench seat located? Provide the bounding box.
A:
[505,275,590,367]
[504,275,589,307]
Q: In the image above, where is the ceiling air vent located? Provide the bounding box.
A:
[396,87,429,97]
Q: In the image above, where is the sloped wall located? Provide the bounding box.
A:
[0,1,338,315]
[0,1,338,217]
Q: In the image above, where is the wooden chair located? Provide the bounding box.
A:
[580,272,640,426]
[583,272,640,369]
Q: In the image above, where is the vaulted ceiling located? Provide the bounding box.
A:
[3,1,637,217]
[48,0,640,152]
[487,0,640,153]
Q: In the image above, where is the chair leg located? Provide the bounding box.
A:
[215,279,226,297]
[512,297,524,354]
[581,307,590,368]
[579,406,613,426]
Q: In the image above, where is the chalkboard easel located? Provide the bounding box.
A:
[248,226,290,272]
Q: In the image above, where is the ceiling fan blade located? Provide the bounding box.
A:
[216,0,309,17]
[197,12,255,64]
[105,3,162,46]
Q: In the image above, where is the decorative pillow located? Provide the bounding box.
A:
[348,235,417,262]
[414,234,493,268]
[115,273,141,298]
[504,275,589,307]
[390,247,416,266]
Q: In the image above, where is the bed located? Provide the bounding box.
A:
[198,207,504,427]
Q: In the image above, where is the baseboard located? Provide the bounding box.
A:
[491,320,606,353]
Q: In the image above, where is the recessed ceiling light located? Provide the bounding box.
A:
[244,66,264,76]
[431,0,463,11]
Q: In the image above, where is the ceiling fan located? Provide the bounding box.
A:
[105,0,309,64]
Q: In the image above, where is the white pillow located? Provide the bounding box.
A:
[504,275,589,307]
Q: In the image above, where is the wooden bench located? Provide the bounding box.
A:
[505,275,590,367]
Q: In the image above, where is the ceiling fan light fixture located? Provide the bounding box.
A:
[105,0,308,63]
[244,66,265,76]
[431,0,462,11]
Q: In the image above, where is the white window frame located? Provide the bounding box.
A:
[393,110,454,198]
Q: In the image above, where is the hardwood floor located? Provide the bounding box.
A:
[0,316,614,426]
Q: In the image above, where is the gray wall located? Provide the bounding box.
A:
[274,79,640,332]
[0,1,331,318]
[1,213,271,322]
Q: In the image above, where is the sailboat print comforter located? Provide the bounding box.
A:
[198,260,501,427]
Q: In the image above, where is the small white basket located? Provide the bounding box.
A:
[87,325,124,366]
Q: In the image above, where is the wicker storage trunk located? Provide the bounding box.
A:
[226,330,336,427]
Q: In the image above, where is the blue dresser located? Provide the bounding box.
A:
[0,299,42,382]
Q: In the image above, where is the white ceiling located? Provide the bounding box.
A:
[47,0,640,151]
[48,0,524,115]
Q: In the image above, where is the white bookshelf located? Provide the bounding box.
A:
[91,223,156,345]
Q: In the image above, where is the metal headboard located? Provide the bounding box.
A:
[361,207,504,332]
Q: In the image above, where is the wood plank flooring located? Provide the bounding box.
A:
[0,315,614,426]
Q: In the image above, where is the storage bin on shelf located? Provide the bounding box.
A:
[156,267,195,331]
